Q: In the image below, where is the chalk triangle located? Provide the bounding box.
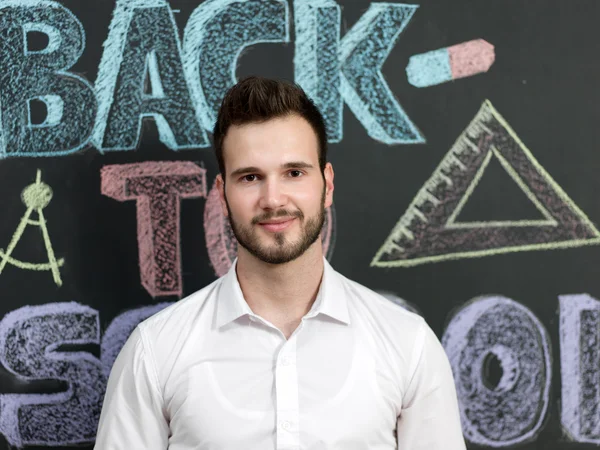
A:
[447,149,556,227]
[372,100,600,267]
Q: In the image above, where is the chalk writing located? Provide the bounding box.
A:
[372,100,600,267]
[559,293,600,444]
[93,0,207,151]
[0,303,104,447]
[442,295,551,446]
[0,0,96,157]
[0,293,596,447]
[0,0,437,157]
[294,0,342,142]
[339,3,423,144]
[183,0,290,131]
[101,162,207,297]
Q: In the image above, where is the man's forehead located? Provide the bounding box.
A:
[224,115,317,140]
[222,116,319,169]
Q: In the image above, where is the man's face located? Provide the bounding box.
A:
[217,114,334,265]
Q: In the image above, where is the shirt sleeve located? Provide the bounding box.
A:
[94,326,169,450]
[396,321,466,450]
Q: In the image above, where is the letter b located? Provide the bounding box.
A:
[0,0,96,158]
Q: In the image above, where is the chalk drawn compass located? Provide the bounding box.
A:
[0,170,64,286]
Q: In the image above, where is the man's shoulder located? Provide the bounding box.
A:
[333,268,425,331]
[138,275,223,336]
[332,267,430,381]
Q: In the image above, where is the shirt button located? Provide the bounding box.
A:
[281,356,292,366]
[280,421,291,430]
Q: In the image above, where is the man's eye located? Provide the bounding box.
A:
[242,174,257,182]
[289,170,303,178]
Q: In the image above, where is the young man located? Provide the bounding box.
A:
[94,77,466,449]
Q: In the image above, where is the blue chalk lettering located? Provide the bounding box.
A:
[0,303,104,447]
[294,0,342,143]
[93,0,208,151]
[183,0,290,131]
[0,0,96,158]
[339,3,424,144]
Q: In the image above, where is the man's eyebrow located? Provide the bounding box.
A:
[230,162,314,177]
[230,166,261,177]
[281,161,314,170]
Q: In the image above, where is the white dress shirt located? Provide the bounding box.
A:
[95,259,465,450]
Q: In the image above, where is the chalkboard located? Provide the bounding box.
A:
[0,0,599,448]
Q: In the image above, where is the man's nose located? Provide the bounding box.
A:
[258,178,287,210]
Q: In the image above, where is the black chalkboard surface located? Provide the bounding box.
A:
[0,0,599,448]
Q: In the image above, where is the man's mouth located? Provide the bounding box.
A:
[258,218,296,232]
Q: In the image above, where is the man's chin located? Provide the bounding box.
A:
[243,244,303,265]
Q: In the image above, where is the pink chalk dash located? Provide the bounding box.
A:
[449,39,495,80]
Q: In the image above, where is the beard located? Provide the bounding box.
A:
[225,188,326,265]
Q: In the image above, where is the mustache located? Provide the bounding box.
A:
[251,209,304,225]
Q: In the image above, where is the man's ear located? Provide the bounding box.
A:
[324,162,334,208]
[216,174,228,217]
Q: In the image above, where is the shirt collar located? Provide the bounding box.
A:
[215,258,351,329]
[304,258,351,325]
[215,259,254,328]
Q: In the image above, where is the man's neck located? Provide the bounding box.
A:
[235,243,325,338]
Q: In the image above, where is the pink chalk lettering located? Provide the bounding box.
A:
[101,162,206,297]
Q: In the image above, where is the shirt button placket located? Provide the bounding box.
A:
[275,336,299,450]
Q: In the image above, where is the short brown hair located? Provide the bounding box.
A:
[213,76,327,179]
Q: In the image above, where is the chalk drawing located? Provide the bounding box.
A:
[0,170,64,286]
[559,294,600,444]
[101,162,207,297]
[0,0,96,158]
[0,302,104,447]
[101,302,171,378]
[93,0,207,151]
[183,0,290,131]
[294,0,342,142]
[203,180,335,276]
[372,100,600,267]
[406,39,495,88]
[339,3,423,144]
[442,295,551,447]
